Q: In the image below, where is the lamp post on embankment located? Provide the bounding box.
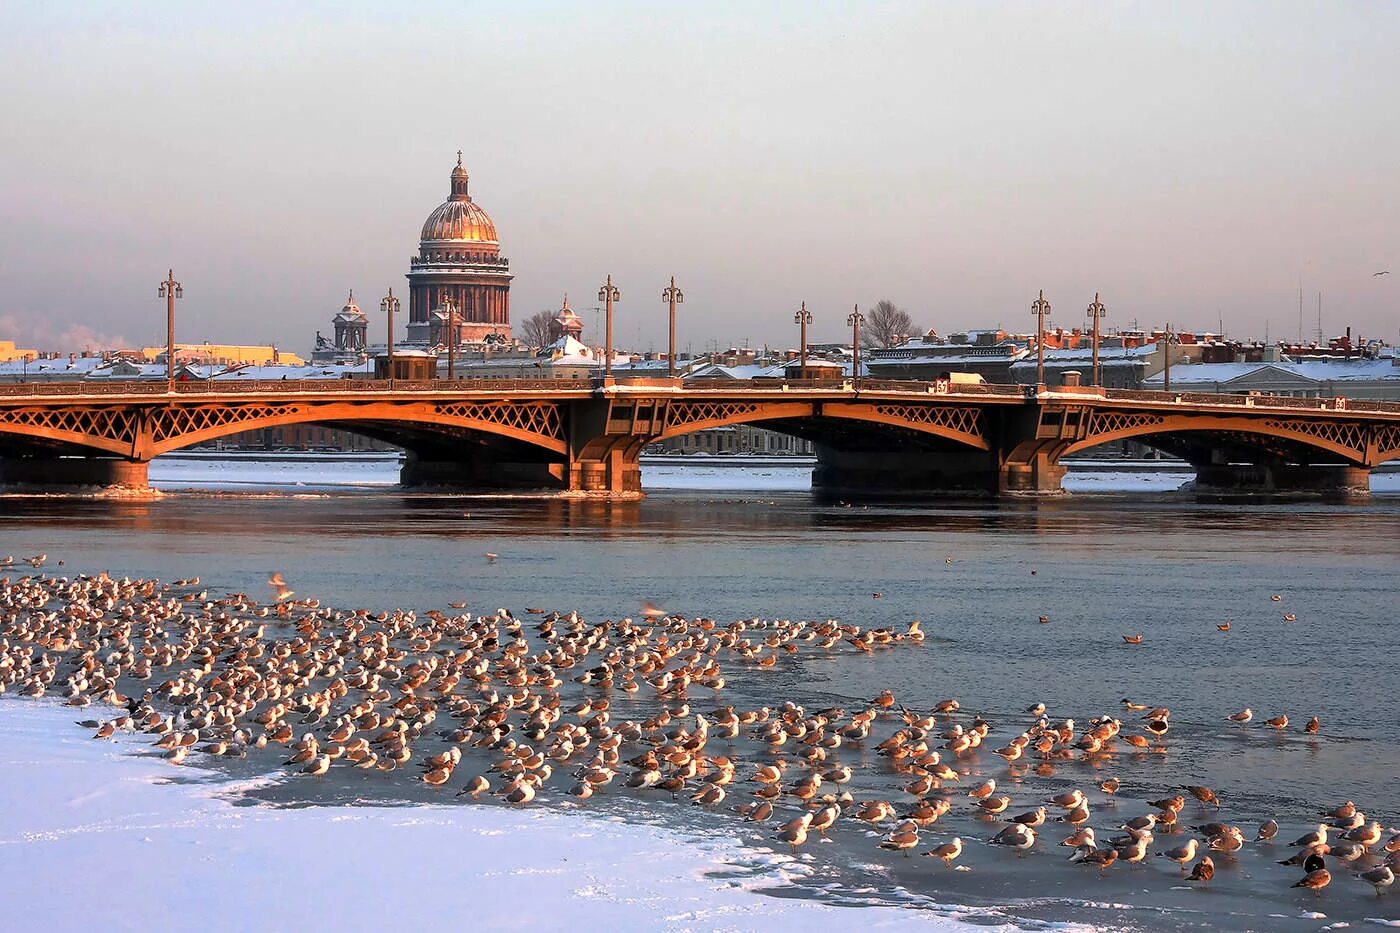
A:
[157,270,183,393]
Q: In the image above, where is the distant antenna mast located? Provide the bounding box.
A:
[1316,292,1323,344]
[1298,276,1304,344]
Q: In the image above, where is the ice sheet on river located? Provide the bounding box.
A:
[0,701,1020,933]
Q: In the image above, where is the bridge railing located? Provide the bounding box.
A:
[0,378,580,397]
[1100,387,1400,414]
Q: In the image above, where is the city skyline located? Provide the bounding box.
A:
[2,2,1397,353]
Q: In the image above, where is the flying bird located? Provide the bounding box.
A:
[1374,270,1390,276]
[267,572,294,602]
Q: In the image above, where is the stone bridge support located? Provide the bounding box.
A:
[0,456,150,489]
[1187,459,1372,498]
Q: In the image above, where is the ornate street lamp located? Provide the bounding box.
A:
[847,305,865,390]
[794,302,812,378]
[1031,290,1051,386]
[1162,322,1175,393]
[157,269,183,393]
[380,287,399,380]
[442,293,459,380]
[1086,292,1107,387]
[662,276,683,378]
[598,275,620,377]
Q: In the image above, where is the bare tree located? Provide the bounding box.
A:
[520,310,556,350]
[863,299,915,348]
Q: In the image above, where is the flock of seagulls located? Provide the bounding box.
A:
[0,558,1395,914]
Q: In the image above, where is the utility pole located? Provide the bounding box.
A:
[157,270,183,393]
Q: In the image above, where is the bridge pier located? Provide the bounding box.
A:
[0,457,149,489]
[998,452,1069,496]
[811,446,1003,497]
[1189,462,1371,498]
[567,452,643,496]
[399,452,567,491]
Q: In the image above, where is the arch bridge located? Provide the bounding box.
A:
[0,378,1396,497]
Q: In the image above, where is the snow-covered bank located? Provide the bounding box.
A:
[0,701,1008,932]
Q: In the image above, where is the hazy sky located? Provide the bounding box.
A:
[2,1,1397,354]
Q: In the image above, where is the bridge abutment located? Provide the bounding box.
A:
[1189,462,1372,498]
[0,457,150,489]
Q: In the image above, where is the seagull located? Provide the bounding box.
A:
[267,572,294,602]
[640,601,667,619]
[1374,270,1390,276]
[485,553,498,563]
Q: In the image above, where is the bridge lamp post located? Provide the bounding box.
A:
[1031,290,1051,387]
[1086,293,1107,387]
[794,302,812,378]
[599,275,620,378]
[1162,322,1175,393]
[442,294,460,381]
[157,269,183,393]
[847,306,865,390]
[380,288,399,381]
[662,276,683,378]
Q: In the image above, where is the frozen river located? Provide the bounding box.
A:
[1,456,1397,931]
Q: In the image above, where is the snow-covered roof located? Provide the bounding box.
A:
[0,356,110,377]
[1143,359,1400,388]
[1009,345,1159,371]
[213,363,373,380]
[685,363,788,381]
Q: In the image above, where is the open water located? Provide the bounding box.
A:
[1,459,1398,931]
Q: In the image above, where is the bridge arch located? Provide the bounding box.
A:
[0,399,568,461]
[1062,411,1376,465]
[141,399,567,458]
[650,399,991,451]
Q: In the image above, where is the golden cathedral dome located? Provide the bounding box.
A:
[419,152,499,244]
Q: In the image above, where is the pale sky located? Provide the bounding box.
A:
[1,1,1397,354]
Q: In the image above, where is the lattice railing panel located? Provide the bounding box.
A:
[1263,418,1367,455]
[1371,424,1400,458]
[873,404,985,438]
[435,402,564,440]
[148,405,295,442]
[0,406,140,445]
[663,402,761,431]
[1085,411,1166,438]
